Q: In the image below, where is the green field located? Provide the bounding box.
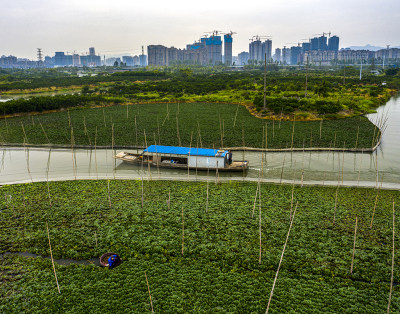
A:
[0,103,379,149]
[1,180,398,312]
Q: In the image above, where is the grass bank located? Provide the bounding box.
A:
[0,180,399,312]
[0,102,379,149]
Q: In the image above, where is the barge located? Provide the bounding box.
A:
[114,145,249,172]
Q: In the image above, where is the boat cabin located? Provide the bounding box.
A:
[143,145,228,169]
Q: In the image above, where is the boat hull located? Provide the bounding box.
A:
[114,152,248,172]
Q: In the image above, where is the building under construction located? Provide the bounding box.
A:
[249,36,272,63]
[147,31,234,66]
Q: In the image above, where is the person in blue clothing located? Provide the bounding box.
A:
[108,254,120,269]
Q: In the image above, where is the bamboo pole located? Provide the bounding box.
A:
[350,216,358,274]
[206,170,209,212]
[176,115,181,146]
[102,108,106,128]
[387,199,395,314]
[167,191,170,210]
[39,120,50,144]
[46,222,61,294]
[370,173,384,228]
[265,202,298,314]
[107,180,112,208]
[233,104,239,128]
[197,121,203,148]
[181,206,184,256]
[290,183,294,221]
[259,183,262,264]
[272,119,275,138]
[135,115,138,146]
[141,179,144,208]
[319,116,323,140]
[126,104,129,119]
[355,126,359,148]
[21,122,28,143]
[333,132,337,149]
[47,180,52,207]
[341,142,345,185]
[290,116,295,162]
[252,182,259,218]
[95,127,98,179]
[333,187,339,225]
[67,109,71,127]
[280,154,286,184]
[144,271,154,313]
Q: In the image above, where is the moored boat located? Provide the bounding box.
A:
[114,145,248,171]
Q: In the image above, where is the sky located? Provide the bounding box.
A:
[1,0,399,59]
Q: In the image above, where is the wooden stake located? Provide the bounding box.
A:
[144,271,154,313]
[387,199,395,314]
[102,108,106,128]
[46,222,61,294]
[350,216,358,274]
[266,202,298,314]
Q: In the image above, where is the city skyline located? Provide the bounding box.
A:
[2,0,399,59]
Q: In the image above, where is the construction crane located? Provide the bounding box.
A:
[224,31,237,37]
[249,35,272,42]
[204,30,223,37]
[313,32,331,37]
[286,42,302,47]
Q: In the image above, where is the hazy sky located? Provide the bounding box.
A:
[1,0,399,59]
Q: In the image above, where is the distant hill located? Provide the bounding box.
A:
[344,44,400,51]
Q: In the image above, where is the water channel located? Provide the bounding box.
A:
[0,96,399,189]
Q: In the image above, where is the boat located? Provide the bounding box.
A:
[114,145,249,172]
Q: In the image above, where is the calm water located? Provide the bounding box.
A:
[0,96,399,189]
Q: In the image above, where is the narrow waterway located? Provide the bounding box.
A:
[0,96,399,188]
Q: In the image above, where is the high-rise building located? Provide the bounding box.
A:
[290,46,302,65]
[249,37,272,63]
[224,34,233,65]
[302,42,311,53]
[238,51,249,65]
[249,38,262,62]
[89,47,96,56]
[54,52,65,66]
[318,36,328,51]
[147,45,168,66]
[282,47,291,64]
[328,36,340,51]
[274,48,281,62]
[201,35,222,65]
[262,39,272,61]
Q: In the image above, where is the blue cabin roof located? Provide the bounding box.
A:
[143,145,227,157]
